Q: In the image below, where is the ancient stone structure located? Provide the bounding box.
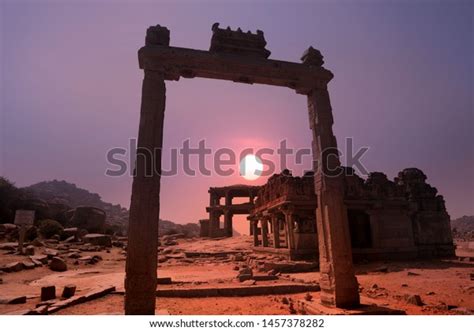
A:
[248,168,454,262]
[203,185,260,238]
[126,23,360,314]
[249,170,318,260]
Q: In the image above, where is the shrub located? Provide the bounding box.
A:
[25,226,38,241]
[38,219,63,239]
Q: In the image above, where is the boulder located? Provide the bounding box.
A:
[83,234,111,247]
[22,261,36,270]
[0,242,18,251]
[25,245,35,256]
[1,262,24,273]
[67,252,81,259]
[69,207,106,233]
[30,254,48,264]
[63,227,80,241]
[49,257,67,272]
[407,271,420,276]
[64,236,75,243]
[233,253,245,261]
[43,248,58,258]
[237,267,253,282]
[0,295,27,304]
[30,259,43,267]
[405,294,424,306]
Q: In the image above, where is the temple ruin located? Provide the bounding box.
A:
[202,185,260,238]
[240,168,455,262]
[126,22,360,314]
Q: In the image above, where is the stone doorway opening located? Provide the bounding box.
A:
[347,209,372,249]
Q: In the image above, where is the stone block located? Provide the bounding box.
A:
[62,285,76,298]
[83,234,112,247]
[41,286,56,301]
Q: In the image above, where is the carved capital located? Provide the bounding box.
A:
[301,46,324,67]
[145,25,170,46]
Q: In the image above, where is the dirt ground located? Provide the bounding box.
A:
[0,235,472,315]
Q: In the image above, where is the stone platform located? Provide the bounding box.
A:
[298,295,405,315]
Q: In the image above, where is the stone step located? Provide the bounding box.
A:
[155,283,320,298]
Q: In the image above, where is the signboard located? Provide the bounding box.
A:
[14,210,35,226]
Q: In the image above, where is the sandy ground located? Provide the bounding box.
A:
[0,235,472,315]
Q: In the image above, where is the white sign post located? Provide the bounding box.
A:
[14,210,35,254]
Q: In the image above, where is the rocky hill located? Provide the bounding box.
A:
[1,178,204,238]
[451,215,474,240]
[23,180,129,230]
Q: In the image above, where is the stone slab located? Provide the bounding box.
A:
[297,296,405,315]
[156,284,320,298]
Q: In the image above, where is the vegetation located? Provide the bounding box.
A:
[38,219,64,239]
[0,177,23,223]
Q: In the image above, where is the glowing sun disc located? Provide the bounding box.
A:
[240,154,263,181]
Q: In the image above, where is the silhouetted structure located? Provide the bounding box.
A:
[246,168,454,261]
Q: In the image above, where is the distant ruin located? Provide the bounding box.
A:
[202,185,260,238]
[205,168,454,261]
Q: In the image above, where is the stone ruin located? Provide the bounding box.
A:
[127,22,363,313]
[201,185,260,238]
[229,168,454,262]
[209,23,271,59]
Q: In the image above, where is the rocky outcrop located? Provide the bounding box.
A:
[452,215,474,241]
[68,207,106,233]
[159,219,200,238]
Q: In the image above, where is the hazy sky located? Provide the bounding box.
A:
[1,0,472,234]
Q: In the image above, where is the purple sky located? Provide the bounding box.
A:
[1,1,472,234]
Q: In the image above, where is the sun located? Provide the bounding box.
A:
[239,154,263,181]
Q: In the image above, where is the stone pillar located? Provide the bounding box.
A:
[209,211,219,238]
[272,215,280,248]
[224,210,233,237]
[199,219,210,237]
[261,219,269,247]
[307,84,360,308]
[284,211,295,250]
[225,192,232,206]
[209,192,216,206]
[125,69,167,314]
[252,220,259,246]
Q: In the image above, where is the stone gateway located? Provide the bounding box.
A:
[125,23,359,314]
